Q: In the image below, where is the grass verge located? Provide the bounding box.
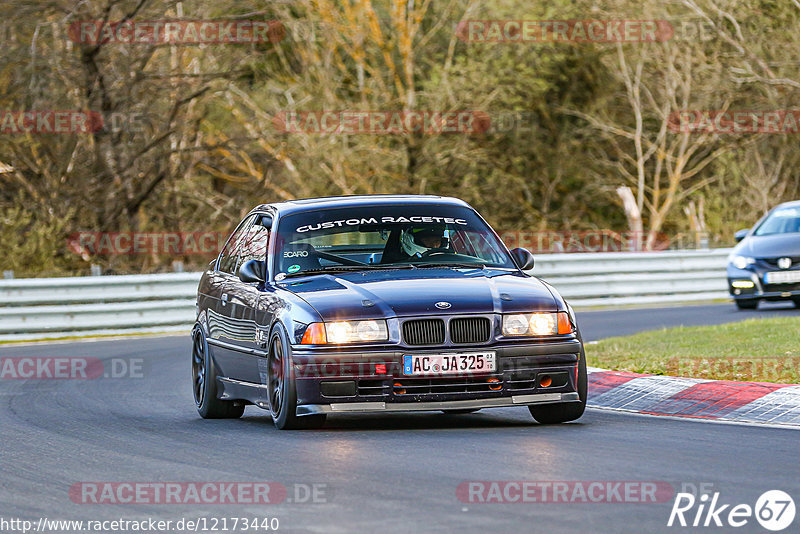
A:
[584,317,800,384]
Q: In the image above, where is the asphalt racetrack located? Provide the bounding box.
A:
[1,303,798,533]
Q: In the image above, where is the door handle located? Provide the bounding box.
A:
[221,293,228,306]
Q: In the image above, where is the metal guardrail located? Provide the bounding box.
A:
[0,249,732,341]
[533,248,732,307]
[0,273,201,342]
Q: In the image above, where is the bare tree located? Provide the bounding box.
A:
[567,23,736,249]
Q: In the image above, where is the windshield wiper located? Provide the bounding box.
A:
[282,264,416,278]
[414,262,486,270]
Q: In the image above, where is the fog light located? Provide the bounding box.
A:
[731,280,754,289]
[539,375,553,388]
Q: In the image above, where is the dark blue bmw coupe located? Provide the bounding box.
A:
[192,195,586,429]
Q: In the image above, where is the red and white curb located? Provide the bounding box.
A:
[587,367,800,428]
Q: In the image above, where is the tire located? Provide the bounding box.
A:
[192,327,244,419]
[792,298,800,309]
[441,409,481,415]
[267,325,326,430]
[528,341,587,424]
[735,299,759,310]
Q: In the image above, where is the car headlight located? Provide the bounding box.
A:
[301,320,389,344]
[729,255,755,270]
[502,312,573,336]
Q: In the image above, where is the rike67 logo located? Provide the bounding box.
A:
[668,490,795,531]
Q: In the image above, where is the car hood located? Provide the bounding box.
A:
[278,268,558,320]
[735,234,800,258]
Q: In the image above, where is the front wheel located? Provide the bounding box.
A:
[192,328,244,419]
[735,299,759,310]
[267,325,326,430]
[528,347,587,424]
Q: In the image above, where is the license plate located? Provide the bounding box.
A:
[765,271,800,284]
[402,352,496,376]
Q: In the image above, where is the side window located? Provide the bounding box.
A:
[218,215,256,274]
[236,215,271,271]
[451,230,505,264]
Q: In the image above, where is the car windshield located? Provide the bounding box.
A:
[754,206,800,236]
[273,203,516,276]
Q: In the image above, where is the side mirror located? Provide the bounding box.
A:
[257,215,273,229]
[238,259,266,283]
[734,228,749,243]
[510,248,535,270]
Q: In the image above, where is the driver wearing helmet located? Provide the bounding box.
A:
[400,224,449,258]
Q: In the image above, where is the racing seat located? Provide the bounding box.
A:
[279,243,321,273]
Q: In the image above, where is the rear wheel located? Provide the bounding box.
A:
[192,328,244,419]
[735,299,759,310]
[528,345,587,424]
[268,325,326,430]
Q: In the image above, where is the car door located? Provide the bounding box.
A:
[221,213,276,384]
[208,214,257,380]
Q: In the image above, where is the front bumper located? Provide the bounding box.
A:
[290,339,582,414]
[727,266,800,301]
